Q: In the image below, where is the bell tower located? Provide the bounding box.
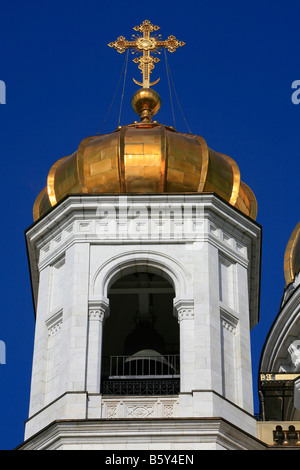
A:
[20,21,264,450]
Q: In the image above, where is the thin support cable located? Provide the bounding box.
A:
[118,48,129,127]
[164,49,176,129]
[165,52,192,134]
[96,52,128,135]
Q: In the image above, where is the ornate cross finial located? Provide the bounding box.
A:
[108,20,185,89]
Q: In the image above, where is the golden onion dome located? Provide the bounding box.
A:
[33,118,257,222]
[284,222,300,285]
[33,21,257,223]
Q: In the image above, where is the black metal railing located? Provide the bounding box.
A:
[103,354,180,378]
[101,353,180,396]
[101,378,180,395]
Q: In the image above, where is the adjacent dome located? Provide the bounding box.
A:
[284,222,300,285]
[33,121,257,222]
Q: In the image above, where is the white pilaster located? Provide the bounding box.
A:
[28,266,51,417]
[64,243,90,392]
[174,299,195,393]
[86,299,109,393]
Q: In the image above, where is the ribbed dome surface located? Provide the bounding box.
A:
[284,222,300,285]
[33,122,257,221]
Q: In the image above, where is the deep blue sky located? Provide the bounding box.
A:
[0,0,299,450]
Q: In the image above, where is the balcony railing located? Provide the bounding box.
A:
[103,353,180,379]
[101,353,180,396]
[101,378,180,395]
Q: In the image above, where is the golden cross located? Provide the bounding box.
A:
[108,20,185,89]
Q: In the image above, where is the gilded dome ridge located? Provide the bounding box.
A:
[33,187,50,222]
[220,153,241,206]
[194,135,209,193]
[47,155,69,207]
[33,123,258,222]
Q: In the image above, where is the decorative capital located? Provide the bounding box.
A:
[89,309,105,322]
[88,298,110,322]
[177,308,194,322]
[173,299,194,322]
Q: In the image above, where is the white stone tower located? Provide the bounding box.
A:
[19,21,264,450]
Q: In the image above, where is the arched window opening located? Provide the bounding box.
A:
[101,272,180,395]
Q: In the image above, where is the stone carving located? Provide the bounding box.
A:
[288,340,300,370]
[88,298,110,322]
[106,404,117,419]
[101,397,178,419]
[221,317,236,335]
[46,310,63,337]
[48,321,62,336]
[88,309,105,322]
[220,309,238,336]
[163,403,175,418]
[174,299,194,323]
[127,405,154,418]
[177,308,194,322]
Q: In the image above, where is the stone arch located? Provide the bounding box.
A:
[87,249,195,395]
[91,250,193,311]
